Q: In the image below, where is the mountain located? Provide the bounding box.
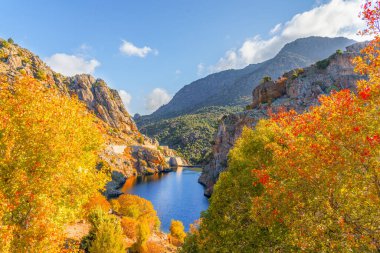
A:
[199,42,366,196]
[0,38,183,197]
[145,36,356,121]
[136,37,356,163]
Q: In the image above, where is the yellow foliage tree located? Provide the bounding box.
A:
[169,220,186,245]
[0,76,108,252]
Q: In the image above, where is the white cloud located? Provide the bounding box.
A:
[209,0,366,73]
[270,23,282,35]
[119,90,132,109]
[119,40,157,58]
[175,69,182,75]
[145,88,172,112]
[197,63,205,76]
[45,53,100,76]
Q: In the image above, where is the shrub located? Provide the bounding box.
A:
[316,58,330,69]
[7,38,14,44]
[35,69,47,80]
[1,40,10,48]
[87,209,125,253]
[260,76,272,83]
[137,136,145,144]
[336,49,343,55]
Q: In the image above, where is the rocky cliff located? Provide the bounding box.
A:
[0,38,184,197]
[199,42,366,197]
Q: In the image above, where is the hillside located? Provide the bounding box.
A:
[199,42,366,196]
[0,38,183,197]
[142,36,355,121]
[137,37,356,163]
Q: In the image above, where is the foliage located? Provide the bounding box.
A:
[132,221,151,253]
[138,106,242,164]
[83,192,111,216]
[169,220,186,245]
[0,76,108,252]
[260,76,272,83]
[336,49,343,55]
[316,58,330,69]
[121,216,138,239]
[146,241,165,253]
[35,69,47,80]
[0,40,10,49]
[291,68,304,80]
[116,194,160,231]
[7,38,14,44]
[86,208,126,253]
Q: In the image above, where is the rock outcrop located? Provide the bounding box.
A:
[0,38,180,197]
[200,42,366,197]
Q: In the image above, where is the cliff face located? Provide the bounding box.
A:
[199,42,366,197]
[0,38,184,197]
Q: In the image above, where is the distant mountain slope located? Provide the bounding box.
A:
[136,37,356,164]
[145,36,356,121]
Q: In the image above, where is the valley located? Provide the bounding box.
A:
[1,1,380,252]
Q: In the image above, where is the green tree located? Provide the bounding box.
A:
[88,209,126,253]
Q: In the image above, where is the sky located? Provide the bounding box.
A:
[0,0,365,115]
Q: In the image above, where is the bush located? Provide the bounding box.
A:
[336,49,343,55]
[35,69,47,80]
[316,59,330,69]
[260,76,272,83]
[7,38,14,44]
[85,208,126,253]
[116,194,160,231]
[1,40,10,48]
[169,220,186,245]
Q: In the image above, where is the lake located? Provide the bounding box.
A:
[121,168,209,232]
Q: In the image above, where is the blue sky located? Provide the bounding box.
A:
[0,0,363,115]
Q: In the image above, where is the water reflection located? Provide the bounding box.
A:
[121,168,209,232]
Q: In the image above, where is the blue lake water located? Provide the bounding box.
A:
[121,168,209,232]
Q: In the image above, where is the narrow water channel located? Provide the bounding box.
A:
[121,168,209,232]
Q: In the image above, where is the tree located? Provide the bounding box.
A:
[169,220,186,245]
[0,76,108,251]
[88,209,126,253]
[133,220,151,253]
[116,194,160,232]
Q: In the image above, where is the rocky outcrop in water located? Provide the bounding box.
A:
[199,42,366,197]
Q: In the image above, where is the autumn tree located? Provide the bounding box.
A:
[0,76,108,252]
[169,220,186,245]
